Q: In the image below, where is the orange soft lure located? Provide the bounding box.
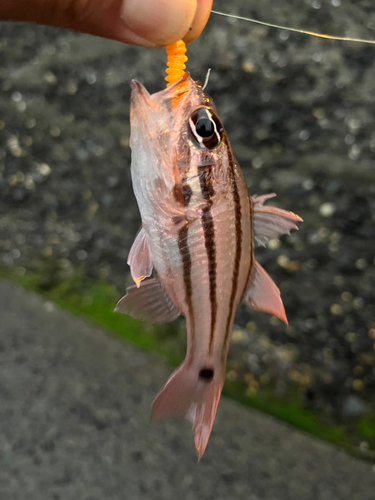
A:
[165,40,188,87]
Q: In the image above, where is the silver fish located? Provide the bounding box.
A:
[115,73,302,459]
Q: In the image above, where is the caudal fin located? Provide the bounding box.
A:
[151,363,224,459]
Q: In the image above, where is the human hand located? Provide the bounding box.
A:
[0,0,213,48]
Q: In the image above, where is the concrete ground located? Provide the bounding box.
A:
[0,279,374,500]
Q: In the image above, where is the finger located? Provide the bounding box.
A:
[0,0,198,48]
[183,0,213,44]
[120,0,196,47]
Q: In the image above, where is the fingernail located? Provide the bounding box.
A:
[184,0,213,44]
[121,0,196,47]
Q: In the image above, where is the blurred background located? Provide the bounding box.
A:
[0,0,375,470]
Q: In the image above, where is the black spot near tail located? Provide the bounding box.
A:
[199,368,214,382]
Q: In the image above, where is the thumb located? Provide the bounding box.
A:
[0,0,211,48]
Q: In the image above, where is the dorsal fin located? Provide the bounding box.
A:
[252,193,302,247]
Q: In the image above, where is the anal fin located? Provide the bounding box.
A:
[115,277,180,324]
[243,260,287,325]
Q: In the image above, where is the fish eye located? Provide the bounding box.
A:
[189,108,223,150]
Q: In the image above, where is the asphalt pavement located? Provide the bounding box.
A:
[0,279,374,500]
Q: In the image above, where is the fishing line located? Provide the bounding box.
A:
[211,9,375,45]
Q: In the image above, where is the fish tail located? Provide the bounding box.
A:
[151,362,224,460]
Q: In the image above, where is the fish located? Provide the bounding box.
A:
[115,73,302,459]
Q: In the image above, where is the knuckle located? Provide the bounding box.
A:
[60,0,92,23]
[45,0,93,26]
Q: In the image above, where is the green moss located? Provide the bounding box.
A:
[358,418,375,439]
[0,266,185,366]
[1,265,375,462]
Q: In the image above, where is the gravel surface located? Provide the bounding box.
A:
[1,279,375,500]
[0,1,375,429]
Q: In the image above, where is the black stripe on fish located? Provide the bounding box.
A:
[176,137,192,207]
[182,183,193,206]
[173,184,184,205]
[173,139,192,206]
[240,194,254,300]
[198,165,217,355]
[178,224,195,363]
[222,139,243,362]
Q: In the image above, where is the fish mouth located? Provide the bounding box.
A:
[130,79,156,129]
[130,79,147,95]
[130,80,152,108]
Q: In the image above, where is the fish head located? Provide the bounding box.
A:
[130,74,228,190]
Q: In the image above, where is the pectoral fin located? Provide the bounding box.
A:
[252,193,302,247]
[114,277,180,324]
[243,260,287,324]
[127,227,153,288]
